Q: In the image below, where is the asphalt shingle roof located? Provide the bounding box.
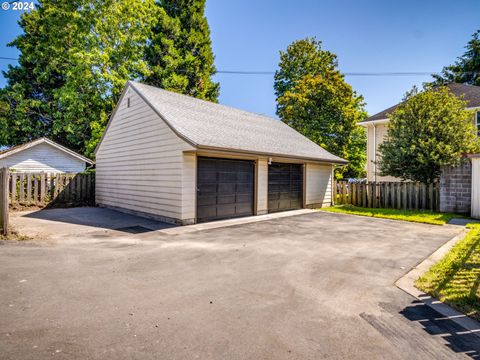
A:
[129,81,347,164]
[361,83,480,123]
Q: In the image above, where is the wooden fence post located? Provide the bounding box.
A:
[332,180,337,205]
[0,168,9,235]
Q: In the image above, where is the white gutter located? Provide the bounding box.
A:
[357,118,389,127]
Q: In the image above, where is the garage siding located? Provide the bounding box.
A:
[95,87,195,223]
[305,163,332,208]
[256,159,268,215]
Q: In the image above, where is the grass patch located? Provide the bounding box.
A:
[320,205,462,225]
[416,224,480,321]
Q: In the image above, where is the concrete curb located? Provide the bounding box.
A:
[158,209,316,235]
[395,228,480,337]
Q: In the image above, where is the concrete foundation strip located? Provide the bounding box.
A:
[395,228,480,337]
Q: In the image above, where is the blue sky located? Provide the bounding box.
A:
[0,0,479,118]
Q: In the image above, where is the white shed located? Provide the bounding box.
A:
[0,138,93,173]
[95,81,347,225]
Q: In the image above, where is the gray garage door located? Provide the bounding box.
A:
[197,157,255,223]
[268,162,303,213]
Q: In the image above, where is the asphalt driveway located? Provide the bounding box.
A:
[0,209,478,359]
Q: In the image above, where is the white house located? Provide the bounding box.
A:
[95,81,347,224]
[359,83,480,182]
[0,137,93,173]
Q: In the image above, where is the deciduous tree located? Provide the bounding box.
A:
[378,86,479,183]
[274,38,366,178]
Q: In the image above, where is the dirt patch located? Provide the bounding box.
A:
[0,228,32,242]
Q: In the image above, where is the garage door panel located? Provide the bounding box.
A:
[268,163,303,213]
[197,205,217,219]
[197,157,255,222]
[216,204,236,217]
[217,195,236,204]
[218,183,235,194]
[219,172,237,182]
[197,195,217,206]
[236,183,253,193]
[236,193,253,203]
[235,203,253,213]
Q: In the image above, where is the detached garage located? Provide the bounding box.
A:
[95,81,347,224]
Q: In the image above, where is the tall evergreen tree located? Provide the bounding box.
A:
[274,38,367,178]
[145,0,219,101]
[432,29,480,86]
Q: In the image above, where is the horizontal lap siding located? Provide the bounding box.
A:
[95,87,194,221]
[181,153,196,222]
[305,163,332,207]
[256,159,268,214]
[0,143,86,173]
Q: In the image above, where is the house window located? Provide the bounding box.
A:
[477,111,480,136]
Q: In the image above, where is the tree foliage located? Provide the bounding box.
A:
[0,0,218,156]
[145,0,219,101]
[432,29,480,86]
[378,86,479,183]
[274,38,367,178]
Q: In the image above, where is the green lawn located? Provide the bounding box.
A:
[320,205,462,225]
[416,225,480,321]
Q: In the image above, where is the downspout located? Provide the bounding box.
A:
[373,124,377,183]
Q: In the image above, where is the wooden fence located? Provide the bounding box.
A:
[333,181,440,211]
[0,168,8,235]
[9,172,95,208]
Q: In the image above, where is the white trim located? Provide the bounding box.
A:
[359,106,480,127]
[0,138,93,165]
[358,118,389,127]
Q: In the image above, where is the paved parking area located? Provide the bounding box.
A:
[1,208,479,359]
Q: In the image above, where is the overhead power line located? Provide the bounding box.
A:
[0,56,440,77]
[216,70,438,76]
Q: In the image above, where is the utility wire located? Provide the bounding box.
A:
[0,56,441,76]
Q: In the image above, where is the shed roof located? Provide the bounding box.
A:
[123,81,346,164]
[361,83,480,123]
[0,138,93,164]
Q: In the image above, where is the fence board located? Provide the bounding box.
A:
[334,180,440,212]
[0,168,8,235]
[40,174,46,203]
[8,172,95,209]
[33,176,39,204]
[10,173,16,204]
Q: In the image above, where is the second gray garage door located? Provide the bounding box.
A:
[197,157,255,223]
[268,163,303,213]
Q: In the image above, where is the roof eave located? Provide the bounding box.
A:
[195,145,348,165]
[358,118,389,126]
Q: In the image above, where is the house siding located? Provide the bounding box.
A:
[305,163,332,208]
[0,142,87,173]
[366,123,400,182]
[95,86,195,224]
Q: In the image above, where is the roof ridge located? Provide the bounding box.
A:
[129,81,282,124]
